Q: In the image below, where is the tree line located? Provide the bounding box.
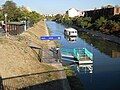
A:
[52,13,120,37]
[0,1,45,24]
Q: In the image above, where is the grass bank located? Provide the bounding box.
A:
[0,20,69,90]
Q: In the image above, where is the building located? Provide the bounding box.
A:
[85,5,120,19]
[66,8,84,17]
[1,22,25,35]
[78,10,85,17]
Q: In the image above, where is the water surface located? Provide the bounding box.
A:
[46,21,120,90]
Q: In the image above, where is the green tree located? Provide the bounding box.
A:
[1,1,42,23]
[82,17,92,28]
[94,17,106,30]
[101,20,120,34]
[109,14,120,22]
[75,17,91,28]
[54,14,63,23]
[29,11,41,23]
[2,0,18,21]
[72,16,79,26]
[62,14,72,25]
[0,12,4,20]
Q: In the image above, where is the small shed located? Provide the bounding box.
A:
[6,22,25,35]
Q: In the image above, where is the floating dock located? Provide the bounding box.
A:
[60,48,93,65]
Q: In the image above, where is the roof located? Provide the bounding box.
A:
[68,8,78,11]
[65,28,77,31]
[7,22,25,25]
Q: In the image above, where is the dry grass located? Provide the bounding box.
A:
[0,21,64,89]
[21,21,56,49]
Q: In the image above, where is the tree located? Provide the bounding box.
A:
[62,14,72,25]
[76,17,83,27]
[54,14,63,22]
[109,14,120,22]
[99,20,120,34]
[0,12,4,20]
[29,11,41,23]
[94,17,106,30]
[82,17,92,28]
[0,0,43,23]
[2,1,18,21]
[75,17,92,28]
[72,16,78,26]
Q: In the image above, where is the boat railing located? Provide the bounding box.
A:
[83,48,93,60]
[61,48,93,61]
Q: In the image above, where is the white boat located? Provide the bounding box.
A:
[64,28,77,37]
[64,35,77,42]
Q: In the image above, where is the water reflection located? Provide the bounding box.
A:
[64,35,77,43]
[46,21,120,90]
[78,32,120,58]
[78,64,93,74]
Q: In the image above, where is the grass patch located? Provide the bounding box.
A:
[54,41,62,47]
[47,27,52,35]
[0,38,9,44]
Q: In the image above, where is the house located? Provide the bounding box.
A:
[85,5,120,19]
[66,8,84,17]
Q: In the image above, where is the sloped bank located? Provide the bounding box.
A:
[0,20,70,90]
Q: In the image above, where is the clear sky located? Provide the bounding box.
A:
[0,0,120,14]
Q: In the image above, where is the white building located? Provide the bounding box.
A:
[66,8,85,17]
[78,10,85,17]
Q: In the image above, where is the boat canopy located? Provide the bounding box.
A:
[65,28,77,32]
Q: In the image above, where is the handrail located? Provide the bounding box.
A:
[61,48,93,61]
[83,48,93,60]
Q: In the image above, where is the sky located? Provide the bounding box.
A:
[0,0,120,14]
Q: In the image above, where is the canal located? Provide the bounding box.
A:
[46,21,120,90]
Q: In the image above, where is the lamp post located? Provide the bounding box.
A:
[4,13,7,34]
[24,17,27,31]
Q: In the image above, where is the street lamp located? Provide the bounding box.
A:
[4,13,7,34]
[24,17,27,31]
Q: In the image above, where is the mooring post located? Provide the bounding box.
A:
[56,47,61,62]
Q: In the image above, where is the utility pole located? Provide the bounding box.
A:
[24,17,27,31]
[4,13,7,36]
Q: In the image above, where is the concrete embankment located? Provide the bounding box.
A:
[0,20,70,90]
[43,20,71,90]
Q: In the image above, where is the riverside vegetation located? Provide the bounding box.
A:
[51,13,120,37]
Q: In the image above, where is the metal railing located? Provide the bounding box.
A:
[60,48,93,61]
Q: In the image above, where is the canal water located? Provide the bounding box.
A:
[46,21,120,90]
